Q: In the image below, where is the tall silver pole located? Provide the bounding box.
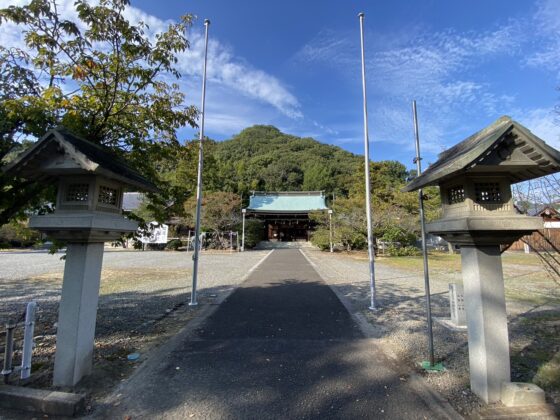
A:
[329,210,333,253]
[412,100,435,366]
[190,19,210,306]
[241,209,246,251]
[359,12,377,311]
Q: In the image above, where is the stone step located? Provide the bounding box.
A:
[0,384,85,416]
[471,404,558,420]
[254,241,313,249]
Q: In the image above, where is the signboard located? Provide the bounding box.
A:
[139,222,169,244]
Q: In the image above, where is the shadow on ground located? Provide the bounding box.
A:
[97,279,441,419]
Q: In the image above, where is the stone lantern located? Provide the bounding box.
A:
[404,116,560,403]
[4,127,157,387]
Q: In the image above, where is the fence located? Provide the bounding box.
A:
[183,230,240,252]
[1,302,37,384]
[509,228,560,252]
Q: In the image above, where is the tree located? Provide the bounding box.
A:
[0,0,197,224]
[310,160,441,251]
[183,191,242,231]
[303,163,333,191]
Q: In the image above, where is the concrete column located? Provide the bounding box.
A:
[53,242,104,386]
[461,245,510,403]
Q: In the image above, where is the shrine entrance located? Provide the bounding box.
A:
[243,191,329,243]
[265,215,310,241]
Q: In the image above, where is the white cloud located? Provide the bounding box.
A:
[294,23,522,152]
[533,0,560,35]
[520,108,560,149]
[123,5,302,119]
[525,0,560,77]
[0,0,302,120]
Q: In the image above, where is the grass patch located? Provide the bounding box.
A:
[502,252,544,267]
[534,352,560,390]
[377,252,461,272]
[379,251,543,271]
[99,268,189,295]
[31,268,191,295]
[512,311,560,392]
[376,250,560,305]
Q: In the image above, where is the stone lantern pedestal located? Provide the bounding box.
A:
[404,116,560,403]
[54,242,105,385]
[4,127,157,387]
[428,216,540,402]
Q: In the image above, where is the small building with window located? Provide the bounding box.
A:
[244,191,329,241]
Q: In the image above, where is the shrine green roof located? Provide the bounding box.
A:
[247,192,328,213]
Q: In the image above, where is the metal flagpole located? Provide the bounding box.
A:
[241,209,246,251]
[190,19,210,306]
[412,100,438,369]
[358,12,377,311]
[329,209,333,253]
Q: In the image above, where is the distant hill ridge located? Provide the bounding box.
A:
[211,125,365,196]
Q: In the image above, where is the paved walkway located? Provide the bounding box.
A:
[99,249,452,419]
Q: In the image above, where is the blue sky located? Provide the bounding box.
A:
[2,0,560,169]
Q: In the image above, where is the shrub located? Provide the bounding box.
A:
[166,239,182,250]
[242,219,265,249]
[0,221,41,248]
[380,225,416,247]
[386,245,421,257]
[338,226,367,251]
[310,227,331,250]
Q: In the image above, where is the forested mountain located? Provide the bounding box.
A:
[169,124,411,205]
[160,124,440,251]
[213,125,364,197]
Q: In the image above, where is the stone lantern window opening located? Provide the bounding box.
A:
[56,176,123,214]
[471,177,512,213]
[447,185,465,204]
[98,185,118,206]
[474,182,502,203]
[66,183,90,202]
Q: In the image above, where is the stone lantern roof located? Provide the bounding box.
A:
[403,116,560,192]
[4,126,158,192]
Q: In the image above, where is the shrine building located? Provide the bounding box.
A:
[244,191,329,242]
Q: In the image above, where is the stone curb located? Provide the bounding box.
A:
[0,384,85,416]
[469,403,558,419]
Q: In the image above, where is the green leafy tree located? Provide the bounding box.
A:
[183,191,242,231]
[303,163,333,191]
[0,0,197,224]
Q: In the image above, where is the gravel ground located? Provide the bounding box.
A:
[0,248,269,409]
[302,249,560,418]
[1,247,558,418]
